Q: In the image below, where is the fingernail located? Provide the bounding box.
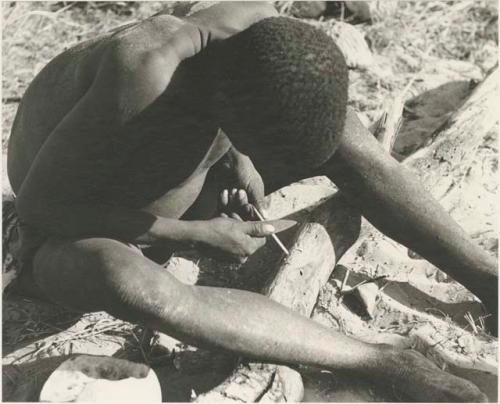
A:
[263,224,275,233]
[238,189,245,199]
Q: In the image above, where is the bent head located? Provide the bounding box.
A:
[206,17,348,181]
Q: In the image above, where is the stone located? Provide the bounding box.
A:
[39,355,162,402]
[344,1,371,21]
[344,1,398,22]
[289,1,327,19]
[277,366,304,402]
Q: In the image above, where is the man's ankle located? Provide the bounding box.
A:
[348,343,401,378]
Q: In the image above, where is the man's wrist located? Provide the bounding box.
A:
[183,220,209,245]
[149,217,203,246]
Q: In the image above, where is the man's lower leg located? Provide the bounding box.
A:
[326,109,497,318]
[32,238,487,401]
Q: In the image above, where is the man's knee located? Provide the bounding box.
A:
[32,237,145,309]
[35,237,139,276]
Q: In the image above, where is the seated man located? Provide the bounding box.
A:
[7,2,496,401]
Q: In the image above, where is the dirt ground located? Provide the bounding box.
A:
[2,1,498,402]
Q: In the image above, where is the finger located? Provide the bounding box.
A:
[242,203,255,220]
[220,212,229,218]
[231,188,238,201]
[252,236,266,250]
[243,221,276,237]
[230,212,243,221]
[220,189,229,207]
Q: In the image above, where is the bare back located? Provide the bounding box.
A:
[7,1,279,212]
[8,14,204,197]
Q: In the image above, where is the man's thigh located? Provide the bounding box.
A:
[31,237,145,312]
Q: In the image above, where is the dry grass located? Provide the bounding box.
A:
[366,1,497,67]
[350,0,497,122]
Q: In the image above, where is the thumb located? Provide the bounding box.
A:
[244,221,276,237]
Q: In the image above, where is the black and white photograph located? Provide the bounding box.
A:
[1,1,498,402]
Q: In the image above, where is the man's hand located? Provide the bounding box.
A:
[196,217,274,263]
[194,213,297,262]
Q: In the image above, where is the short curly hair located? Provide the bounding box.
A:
[205,16,348,169]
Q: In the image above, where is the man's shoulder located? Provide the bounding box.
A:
[91,19,182,98]
[103,16,176,63]
[102,2,278,76]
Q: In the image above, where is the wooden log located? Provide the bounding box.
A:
[405,67,498,202]
[393,80,476,159]
[264,223,336,314]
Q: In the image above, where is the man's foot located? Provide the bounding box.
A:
[381,349,488,402]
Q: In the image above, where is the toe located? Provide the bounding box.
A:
[242,203,255,220]
[231,188,238,201]
[238,189,248,206]
[230,212,243,221]
[220,189,229,207]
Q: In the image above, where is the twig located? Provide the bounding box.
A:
[464,312,478,334]
[372,73,419,153]
[376,97,404,152]
[340,268,350,292]
[11,320,132,363]
[252,206,289,256]
[131,329,150,366]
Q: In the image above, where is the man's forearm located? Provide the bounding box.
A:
[16,197,202,247]
[142,130,233,219]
